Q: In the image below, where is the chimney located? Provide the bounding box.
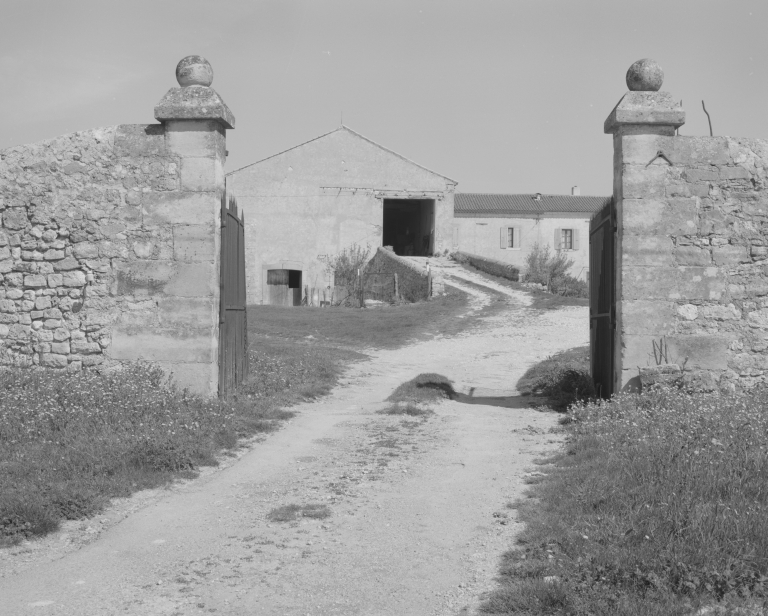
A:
[571,186,580,196]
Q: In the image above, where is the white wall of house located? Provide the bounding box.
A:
[453,212,592,280]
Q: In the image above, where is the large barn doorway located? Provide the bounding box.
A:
[382,199,435,256]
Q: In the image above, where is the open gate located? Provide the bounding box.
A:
[219,193,248,397]
[589,198,615,399]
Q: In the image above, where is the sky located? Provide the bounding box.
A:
[1,0,767,196]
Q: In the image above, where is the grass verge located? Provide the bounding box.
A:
[481,385,768,615]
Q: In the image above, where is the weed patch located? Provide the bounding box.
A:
[386,373,455,404]
[377,403,433,417]
[267,503,331,522]
[516,346,593,410]
[482,385,768,615]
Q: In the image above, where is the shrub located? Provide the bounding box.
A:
[326,243,372,306]
[524,242,588,298]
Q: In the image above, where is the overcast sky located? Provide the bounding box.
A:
[2,0,766,196]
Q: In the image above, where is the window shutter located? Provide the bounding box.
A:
[514,227,521,249]
[573,229,580,250]
[500,227,506,249]
[554,228,561,250]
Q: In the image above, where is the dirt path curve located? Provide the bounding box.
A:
[0,269,588,616]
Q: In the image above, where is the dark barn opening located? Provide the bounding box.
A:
[382,198,435,256]
[267,269,303,306]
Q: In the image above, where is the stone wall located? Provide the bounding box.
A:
[606,62,768,392]
[0,57,233,395]
[365,247,432,302]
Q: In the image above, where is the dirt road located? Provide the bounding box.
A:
[0,266,588,616]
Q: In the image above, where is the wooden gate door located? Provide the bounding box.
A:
[219,193,248,397]
[589,199,615,399]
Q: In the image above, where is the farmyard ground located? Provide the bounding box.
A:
[0,262,588,615]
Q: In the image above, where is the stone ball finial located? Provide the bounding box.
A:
[176,56,213,87]
[626,59,664,91]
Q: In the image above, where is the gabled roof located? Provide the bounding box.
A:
[227,125,457,183]
[455,193,611,215]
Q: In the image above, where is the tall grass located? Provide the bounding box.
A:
[482,385,768,615]
[0,363,294,544]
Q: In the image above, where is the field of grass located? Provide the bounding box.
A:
[482,385,768,615]
[1,287,471,545]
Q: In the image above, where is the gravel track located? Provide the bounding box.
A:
[0,266,588,616]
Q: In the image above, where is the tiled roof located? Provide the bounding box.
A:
[455,193,611,215]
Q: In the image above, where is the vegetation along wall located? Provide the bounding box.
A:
[0,56,234,395]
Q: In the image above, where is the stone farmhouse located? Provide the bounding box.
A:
[453,191,610,280]
[227,127,605,305]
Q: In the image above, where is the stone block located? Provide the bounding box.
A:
[669,137,730,166]
[622,267,679,300]
[747,309,768,329]
[70,340,102,354]
[18,313,31,325]
[109,329,214,363]
[718,166,751,180]
[50,341,70,354]
[683,168,719,183]
[73,242,99,259]
[157,297,215,328]
[40,353,68,368]
[8,324,31,339]
[0,313,18,324]
[0,246,10,260]
[143,192,216,225]
[53,256,80,271]
[2,208,29,230]
[621,165,669,200]
[47,273,63,288]
[620,300,676,335]
[672,267,726,301]
[0,259,12,274]
[5,273,22,287]
[674,245,711,266]
[43,249,65,261]
[699,304,741,320]
[0,324,7,337]
[53,328,70,341]
[165,121,225,158]
[62,271,86,287]
[180,157,217,192]
[0,299,16,313]
[173,225,215,262]
[622,198,697,236]
[712,244,749,266]
[618,134,675,165]
[114,124,166,157]
[20,300,34,312]
[24,274,47,288]
[621,235,673,267]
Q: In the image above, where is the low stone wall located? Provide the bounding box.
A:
[365,247,431,302]
[454,251,520,282]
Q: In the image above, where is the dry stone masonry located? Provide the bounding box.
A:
[0,56,234,395]
[606,59,768,392]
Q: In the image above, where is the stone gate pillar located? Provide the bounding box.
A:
[604,59,686,392]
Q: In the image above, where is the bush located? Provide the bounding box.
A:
[524,242,588,298]
[453,252,520,282]
[327,243,372,306]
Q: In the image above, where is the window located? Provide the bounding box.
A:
[500,226,521,250]
[554,228,580,251]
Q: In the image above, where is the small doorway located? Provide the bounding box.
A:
[266,269,302,306]
[382,199,435,256]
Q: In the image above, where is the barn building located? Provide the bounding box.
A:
[226,126,457,305]
[228,126,610,304]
